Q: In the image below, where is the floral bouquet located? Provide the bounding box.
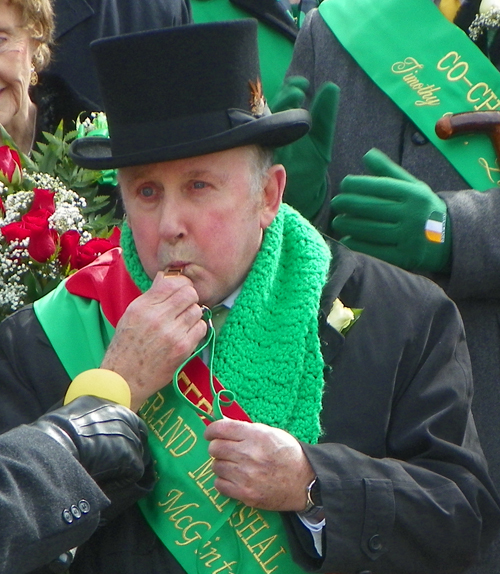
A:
[0,117,120,322]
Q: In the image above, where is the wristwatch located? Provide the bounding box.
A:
[303,476,322,514]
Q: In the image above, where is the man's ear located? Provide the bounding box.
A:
[260,164,286,229]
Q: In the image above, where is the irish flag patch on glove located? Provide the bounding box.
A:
[425,211,446,243]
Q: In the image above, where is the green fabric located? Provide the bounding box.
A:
[271,77,339,220]
[319,0,500,191]
[190,0,294,101]
[138,381,310,574]
[33,282,115,379]
[122,203,332,443]
[331,149,452,272]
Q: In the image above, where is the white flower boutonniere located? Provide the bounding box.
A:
[469,0,500,40]
[326,299,363,335]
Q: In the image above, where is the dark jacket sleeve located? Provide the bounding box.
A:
[0,425,109,574]
[284,245,500,574]
[438,188,500,299]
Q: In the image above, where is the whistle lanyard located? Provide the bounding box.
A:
[172,306,235,422]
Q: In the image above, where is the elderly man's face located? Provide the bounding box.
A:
[119,146,284,307]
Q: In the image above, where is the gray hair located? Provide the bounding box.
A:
[248,146,274,195]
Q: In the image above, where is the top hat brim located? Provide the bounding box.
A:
[69,109,311,170]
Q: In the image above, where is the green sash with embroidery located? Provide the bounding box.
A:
[319,0,500,189]
[138,362,308,574]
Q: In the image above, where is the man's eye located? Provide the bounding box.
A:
[139,186,155,198]
[193,181,207,190]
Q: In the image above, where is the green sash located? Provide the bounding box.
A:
[34,279,309,574]
[139,360,308,574]
[319,0,500,189]
[190,0,294,101]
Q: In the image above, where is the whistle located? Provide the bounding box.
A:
[164,267,183,277]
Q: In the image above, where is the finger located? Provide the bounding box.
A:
[270,76,309,113]
[204,418,249,442]
[143,271,193,303]
[154,284,201,322]
[340,174,417,202]
[180,301,205,325]
[271,86,306,113]
[284,76,310,92]
[332,215,401,244]
[152,269,193,290]
[208,439,242,463]
[362,148,419,183]
[180,316,208,358]
[331,193,400,222]
[212,475,247,502]
[308,82,340,160]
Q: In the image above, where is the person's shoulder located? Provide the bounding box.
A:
[0,305,39,338]
[326,236,452,302]
[0,305,53,373]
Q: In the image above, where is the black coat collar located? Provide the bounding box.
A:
[230,0,298,40]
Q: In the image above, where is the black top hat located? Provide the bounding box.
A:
[69,20,311,169]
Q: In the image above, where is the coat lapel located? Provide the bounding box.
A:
[319,238,357,363]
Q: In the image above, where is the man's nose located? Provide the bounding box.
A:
[158,199,188,242]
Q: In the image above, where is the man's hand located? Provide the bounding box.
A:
[31,396,149,488]
[331,148,452,272]
[101,271,207,411]
[271,76,339,220]
[204,419,315,511]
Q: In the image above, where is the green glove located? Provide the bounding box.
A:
[271,76,339,221]
[330,148,452,272]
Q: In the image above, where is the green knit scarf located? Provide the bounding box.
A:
[121,203,332,444]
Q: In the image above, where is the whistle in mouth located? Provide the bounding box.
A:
[164,267,183,277]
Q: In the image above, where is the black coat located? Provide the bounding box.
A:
[31,71,94,142]
[49,0,193,108]
[287,10,500,572]
[0,241,497,573]
[0,425,109,574]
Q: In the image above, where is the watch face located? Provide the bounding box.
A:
[310,477,322,506]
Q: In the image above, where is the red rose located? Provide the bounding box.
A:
[22,209,51,233]
[0,145,22,185]
[1,221,31,242]
[0,197,4,216]
[28,222,59,263]
[75,237,115,269]
[31,188,55,215]
[58,232,117,270]
[59,230,80,267]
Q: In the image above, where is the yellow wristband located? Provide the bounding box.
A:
[64,368,131,408]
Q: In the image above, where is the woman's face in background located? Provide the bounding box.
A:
[0,0,36,133]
